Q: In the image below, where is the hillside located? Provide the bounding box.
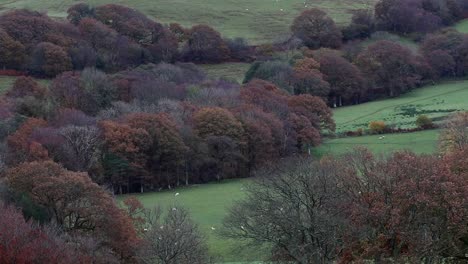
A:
[333,80,468,133]
[0,0,376,43]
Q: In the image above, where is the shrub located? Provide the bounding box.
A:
[416,115,433,129]
[369,120,386,134]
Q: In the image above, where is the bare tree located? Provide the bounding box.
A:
[221,157,347,264]
[59,125,101,171]
[439,112,468,152]
[138,206,211,264]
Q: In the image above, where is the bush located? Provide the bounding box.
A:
[416,115,433,129]
[369,121,386,134]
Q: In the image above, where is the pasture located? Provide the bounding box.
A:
[118,179,269,262]
[0,76,16,94]
[333,80,468,133]
[0,0,376,44]
[201,62,250,84]
[455,19,468,33]
[314,129,439,156]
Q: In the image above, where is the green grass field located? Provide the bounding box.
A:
[201,63,250,84]
[314,129,439,157]
[118,179,269,262]
[455,19,468,33]
[0,76,16,94]
[0,0,376,44]
[333,80,468,133]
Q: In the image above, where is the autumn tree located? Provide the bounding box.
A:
[193,107,245,180]
[7,118,48,165]
[356,40,423,97]
[291,8,342,49]
[125,113,187,188]
[342,9,375,40]
[292,57,330,97]
[67,3,95,25]
[183,25,230,63]
[29,42,72,77]
[6,76,46,98]
[5,161,139,261]
[318,53,365,106]
[288,94,335,132]
[100,120,152,193]
[0,28,26,69]
[340,149,468,262]
[0,202,78,264]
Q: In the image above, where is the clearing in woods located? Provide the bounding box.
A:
[0,0,377,44]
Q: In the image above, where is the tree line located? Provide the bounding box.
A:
[0,63,335,194]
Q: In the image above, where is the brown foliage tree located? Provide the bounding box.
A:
[184,25,230,63]
[291,8,342,49]
[7,118,48,164]
[29,42,73,77]
[0,29,26,69]
[6,160,139,261]
[193,107,244,141]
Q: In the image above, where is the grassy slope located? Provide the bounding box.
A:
[455,19,468,33]
[0,0,376,44]
[0,76,16,94]
[315,129,439,157]
[201,62,250,84]
[118,179,268,262]
[333,80,468,132]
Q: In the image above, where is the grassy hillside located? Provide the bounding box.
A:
[455,19,468,33]
[333,80,468,132]
[118,179,269,262]
[0,0,376,44]
[315,129,439,156]
[201,62,250,84]
[0,76,16,94]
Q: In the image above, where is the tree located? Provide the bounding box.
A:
[291,8,342,49]
[193,107,244,142]
[0,28,26,69]
[375,0,442,34]
[0,202,78,264]
[125,113,187,188]
[5,161,139,261]
[29,42,72,77]
[439,112,468,152]
[67,3,95,25]
[138,206,211,264]
[243,61,294,93]
[183,25,230,63]
[288,94,335,132]
[222,158,346,263]
[318,53,365,106]
[7,118,48,165]
[6,76,46,98]
[240,79,290,119]
[100,120,152,193]
[356,40,423,97]
[59,125,101,172]
[340,149,468,262]
[292,58,330,97]
[342,9,375,40]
